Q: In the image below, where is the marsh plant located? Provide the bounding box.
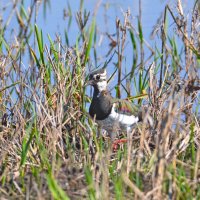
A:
[0,0,199,199]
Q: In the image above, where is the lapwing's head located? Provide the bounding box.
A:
[86,68,107,92]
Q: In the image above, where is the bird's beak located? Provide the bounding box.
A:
[83,79,93,87]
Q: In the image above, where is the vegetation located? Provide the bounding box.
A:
[0,0,199,199]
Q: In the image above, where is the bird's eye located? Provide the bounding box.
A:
[96,75,100,80]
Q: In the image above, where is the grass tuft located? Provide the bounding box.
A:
[0,1,199,199]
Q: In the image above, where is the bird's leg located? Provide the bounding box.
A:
[112,138,128,151]
[109,126,128,151]
[111,128,127,150]
[112,127,133,151]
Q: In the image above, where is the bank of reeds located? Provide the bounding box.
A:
[0,0,199,199]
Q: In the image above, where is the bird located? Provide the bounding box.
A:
[86,67,145,145]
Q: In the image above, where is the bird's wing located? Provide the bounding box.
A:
[112,99,140,116]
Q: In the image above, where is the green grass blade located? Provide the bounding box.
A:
[48,34,59,61]
[85,166,96,200]
[67,2,72,30]
[35,24,45,65]
[46,174,70,200]
[84,18,96,65]
[20,122,34,166]
[137,18,143,44]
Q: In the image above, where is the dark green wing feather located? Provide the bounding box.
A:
[112,98,140,116]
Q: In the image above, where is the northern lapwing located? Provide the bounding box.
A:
[86,67,147,148]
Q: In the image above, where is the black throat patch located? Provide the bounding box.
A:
[89,90,113,120]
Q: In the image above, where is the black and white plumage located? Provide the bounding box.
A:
[87,67,143,139]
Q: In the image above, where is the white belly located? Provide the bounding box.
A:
[110,104,139,126]
[96,105,139,136]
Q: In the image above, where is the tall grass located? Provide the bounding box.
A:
[0,0,199,199]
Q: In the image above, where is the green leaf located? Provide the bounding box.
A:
[47,174,70,200]
[85,167,96,200]
[29,47,42,69]
[48,34,59,61]
[84,19,96,65]
[137,19,143,43]
[129,30,138,80]
[35,24,45,65]
[20,122,34,166]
